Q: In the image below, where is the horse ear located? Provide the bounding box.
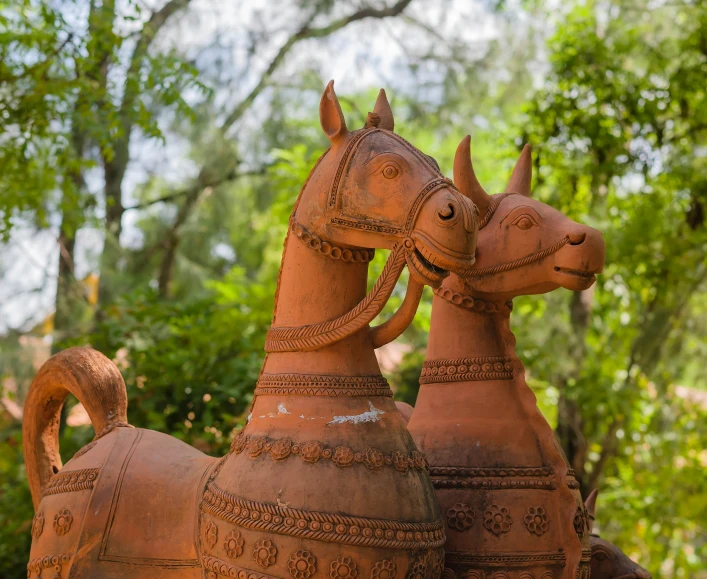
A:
[320,80,348,143]
[454,135,490,218]
[584,488,598,533]
[506,144,532,196]
[373,89,394,131]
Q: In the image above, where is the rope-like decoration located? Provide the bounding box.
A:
[265,242,408,352]
[465,236,570,278]
[478,193,512,229]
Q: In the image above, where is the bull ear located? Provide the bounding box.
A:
[454,135,490,218]
[506,144,532,196]
[373,89,394,131]
[584,488,598,533]
[320,80,348,143]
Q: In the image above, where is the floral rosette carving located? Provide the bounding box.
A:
[364,447,385,470]
[446,503,475,531]
[53,508,73,536]
[31,511,44,539]
[248,436,269,457]
[330,555,358,579]
[332,446,355,467]
[392,450,409,473]
[405,553,427,579]
[300,441,323,463]
[524,506,549,536]
[371,559,397,579]
[270,438,293,461]
[428,549,444,579]
[224,529,244,558]
[253,538,277,568]
[483,505,512,536]
[204,521,218,548]
[288,549,317,579]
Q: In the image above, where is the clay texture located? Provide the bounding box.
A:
[22,82,479,578]
[406,136,606,579]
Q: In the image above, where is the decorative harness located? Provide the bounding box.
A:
[265,128,459,353]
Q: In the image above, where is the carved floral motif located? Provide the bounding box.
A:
[420,357,514,384]
[573,507,586,537]
[230,433,428,474]
[371,559,397,579]
[288,549,317,579]
[330,555,358,579]
[27,554,71,577]
[446,503,475,531]
[31,511,44,539]
[53,509,73,536]
[483,505,512,536]
[524,506,549,536]
[406,553,427,579]
[204,521,218,548]
[253,539,277,568]
[223,529,244,559]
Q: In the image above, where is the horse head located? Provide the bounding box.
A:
[295,81,478,288]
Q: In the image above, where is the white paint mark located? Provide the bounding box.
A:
[300,414,305,419]
[328,402,385,425]
[247,413,252,423]
[278,403,290,415]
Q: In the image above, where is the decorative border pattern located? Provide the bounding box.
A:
[445,551,566,567]
[430,466,554,491]
[255,374,392,397]
[331,217,402,235]
[202,482,445,550]
[434,287,512,314]
[203,556,279,579]
[27,554,72,574]
[291,221,375,263]
[230,433,427,474]
[432,479,555,490]
[429,466,552,477]
[420,357,514,384]
[43,468,100,497]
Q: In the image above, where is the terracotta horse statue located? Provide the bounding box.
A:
[398,137,606,579]
[23,82,480,578]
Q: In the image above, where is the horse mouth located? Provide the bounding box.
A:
[407,248,450,288]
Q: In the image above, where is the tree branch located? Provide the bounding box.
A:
[220,0,415,133]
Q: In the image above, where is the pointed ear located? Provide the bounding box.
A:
[373,89,394,131]
[454,135,491,218]
[584,488,598,532]
[320,80,348,143]
[506,144,532,196]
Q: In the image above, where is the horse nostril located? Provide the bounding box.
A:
[569,232,586,245]
[439,203,455,221]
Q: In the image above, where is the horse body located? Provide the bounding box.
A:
[24,83,479,578]
[406,138,606,579]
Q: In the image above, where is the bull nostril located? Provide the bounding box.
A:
[569,232,586,245]
[438,203,455,221]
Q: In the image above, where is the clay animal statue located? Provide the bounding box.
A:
[584,490,652,579]
[23,82,480,578]
[397,136,606,579]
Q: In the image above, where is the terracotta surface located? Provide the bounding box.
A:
[585,491,651,579]
[405,136,606,579]
[22,82,478,578]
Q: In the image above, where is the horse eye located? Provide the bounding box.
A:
[382,164,400,179]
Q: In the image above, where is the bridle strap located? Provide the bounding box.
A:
[265,241,408,352]
[465,235,570,278]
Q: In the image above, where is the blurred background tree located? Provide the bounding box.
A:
[1,0,705,575]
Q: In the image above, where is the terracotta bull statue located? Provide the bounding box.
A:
[394,137,606,579]
[584,490,652,579]
[23,82,480,578]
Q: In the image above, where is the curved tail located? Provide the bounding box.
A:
[22,346,129,508]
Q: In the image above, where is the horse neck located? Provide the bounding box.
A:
[262,228,381,377]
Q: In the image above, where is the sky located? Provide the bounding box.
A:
[0,0,536,333]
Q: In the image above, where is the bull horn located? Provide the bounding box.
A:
[454,135,490,218]
[506,143,532,196]
[584,488,598,532]
[372,89,394,131]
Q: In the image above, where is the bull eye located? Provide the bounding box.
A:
[511,214,538,230]
[382,164,400,179]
